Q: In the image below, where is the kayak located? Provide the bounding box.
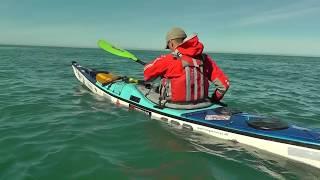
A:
[71,61,320,169]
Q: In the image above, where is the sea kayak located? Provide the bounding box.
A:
[71,61,320,169]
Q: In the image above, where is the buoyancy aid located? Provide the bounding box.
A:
[160,52,209,103]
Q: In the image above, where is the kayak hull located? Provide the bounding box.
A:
[72,62,320,169]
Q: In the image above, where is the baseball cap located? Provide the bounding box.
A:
[165,27,187,49]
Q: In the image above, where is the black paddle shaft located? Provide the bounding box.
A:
[136,59,147,65]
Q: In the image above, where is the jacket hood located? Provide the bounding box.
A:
[175,35,204,57]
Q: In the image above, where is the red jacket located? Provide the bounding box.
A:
[144,35,229,102]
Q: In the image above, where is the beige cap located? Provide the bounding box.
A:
[165,27,187,49]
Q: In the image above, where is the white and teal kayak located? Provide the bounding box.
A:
[72,61,320,169]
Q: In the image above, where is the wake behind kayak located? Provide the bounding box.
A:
[71,61,320,169]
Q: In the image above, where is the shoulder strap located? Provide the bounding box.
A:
[201,53,206,60]
[172,50,182,58]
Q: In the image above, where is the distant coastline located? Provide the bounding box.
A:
[1,43,319,58]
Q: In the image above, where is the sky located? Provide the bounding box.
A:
[1,0,320,56]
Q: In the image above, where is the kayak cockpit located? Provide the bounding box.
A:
[136,85,213,110]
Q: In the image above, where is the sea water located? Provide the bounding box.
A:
[0,45,319,179]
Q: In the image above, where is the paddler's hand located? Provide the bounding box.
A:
[210,90,228,107]
[211,90,223,102]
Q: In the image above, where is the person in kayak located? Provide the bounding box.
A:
[144,27,230,104]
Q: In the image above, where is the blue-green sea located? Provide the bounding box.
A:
[1,45,320,180]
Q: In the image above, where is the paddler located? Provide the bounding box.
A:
[144,27,230,103]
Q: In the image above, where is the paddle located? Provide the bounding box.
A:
[98,40,147,65]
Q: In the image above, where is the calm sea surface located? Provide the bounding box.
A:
[0,45,319,179]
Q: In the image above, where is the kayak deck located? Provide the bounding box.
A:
[183,110,320,148]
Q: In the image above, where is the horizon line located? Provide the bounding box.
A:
[0,43,319,59]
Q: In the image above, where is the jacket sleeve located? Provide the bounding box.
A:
[205,55,230,101]
[143,55,170,81]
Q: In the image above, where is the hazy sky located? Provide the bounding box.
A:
[1,0,320,56]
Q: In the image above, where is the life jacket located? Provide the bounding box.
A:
[159,52,209,103]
